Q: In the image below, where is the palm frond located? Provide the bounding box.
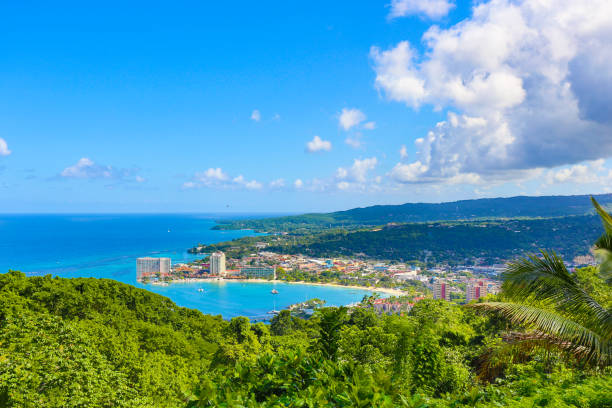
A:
[502,252,612,338]
[469,302,610,364]
[591,197,612,235]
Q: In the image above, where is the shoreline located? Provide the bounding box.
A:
[151,277,405,296]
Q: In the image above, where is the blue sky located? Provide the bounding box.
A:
[1,0,612,213]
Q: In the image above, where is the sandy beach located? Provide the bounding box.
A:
[161,277,406,297]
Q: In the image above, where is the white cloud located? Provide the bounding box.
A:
[294,179,304,189]
[546,160,609,185]
[400,145,408,159]
[135,176,146,183]
[60,157,141,182]
[373,0,612,185]
[363,121,376,130]
[0,138,10,156]
[269,178,285,189]
[345,136,362,149]
[195,168,228,184]
[186,168,264,190]
[389,161,429,183]
[389,0,455,20]
[273,113,281,121]
[251,109,261,122]
[306,135,332,153]
[338,108,366,131]
[233,175,263,190]
[336,157,378,183]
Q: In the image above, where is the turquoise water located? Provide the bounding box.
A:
[0,214,376,318]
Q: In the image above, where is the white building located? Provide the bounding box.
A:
[210,251,226,277]
[137,257,171,281]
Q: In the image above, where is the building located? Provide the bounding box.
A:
[137,257,171,281]
[371,299,413,315]
[240,266,275,279]
[433,280,450,301]
[210,251,226,277]
[466,280,488,302]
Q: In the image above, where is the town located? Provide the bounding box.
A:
[136,249,506,313]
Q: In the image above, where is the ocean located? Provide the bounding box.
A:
[0,214,376,319]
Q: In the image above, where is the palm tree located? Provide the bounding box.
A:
[470,198,612,375]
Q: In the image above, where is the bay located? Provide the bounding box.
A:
[0,214,377,318]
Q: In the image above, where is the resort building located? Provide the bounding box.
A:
[210,251,226,277]
[466,280,488,302]
[433,280,450,301]
[240,266,275,279]
[136,257,171,281]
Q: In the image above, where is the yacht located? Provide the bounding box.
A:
[197,288,204,292]
[271,289,279,294]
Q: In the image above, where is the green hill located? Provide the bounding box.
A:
[215,194,612,232]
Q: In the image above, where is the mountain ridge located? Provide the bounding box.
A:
[215,193,612,231]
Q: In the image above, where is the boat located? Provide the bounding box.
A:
[271,289,279,294]
[267,310,280,315]
[197,288,204,292]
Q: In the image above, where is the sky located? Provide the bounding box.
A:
[1,0,612,213]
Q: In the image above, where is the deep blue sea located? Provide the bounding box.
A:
[0,214,376,319]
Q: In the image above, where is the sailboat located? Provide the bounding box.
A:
[268,298,280,315]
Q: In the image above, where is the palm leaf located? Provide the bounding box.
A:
[470,302,610,364]
[502,252,612,339]
[591,197,612,235]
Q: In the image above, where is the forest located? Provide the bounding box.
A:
[213,194,612,232]
[194,215,601,265]
[0,264,610,407]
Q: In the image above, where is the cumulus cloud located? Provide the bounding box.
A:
[400,145,408,159]
[185,167,262,190]
[545,159,611,185]
[389,0,455,20]
[306,135,332,152]
[60,158,141,182]
[339,108,366,131]
[250,109,261,122]
[269,178,285,189]
[336,157,378,183]
[373,0,612,185]
[345,136,363,149]
[294,179,304,189]
[0,138,11,156]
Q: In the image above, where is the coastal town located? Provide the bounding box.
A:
[136,247,507,314]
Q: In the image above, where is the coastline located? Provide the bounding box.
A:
[156,277,406,297]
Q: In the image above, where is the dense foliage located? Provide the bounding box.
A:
[1,270,610,407]
[0,271,225,407]
[196,216,601,265]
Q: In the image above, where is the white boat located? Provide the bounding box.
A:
[267,310,280,315]
[271,289,279,294]
[197,288,204,292]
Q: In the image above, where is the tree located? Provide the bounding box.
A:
[471,198,612,374]
[312,307,347,361]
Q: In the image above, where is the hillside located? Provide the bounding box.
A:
[196,215,602,265]
[266,215,600,264]
[1,270,610,407]
[214,194,612,232]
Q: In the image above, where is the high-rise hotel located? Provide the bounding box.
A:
[210,251,226,277]
[136,257,171,281]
